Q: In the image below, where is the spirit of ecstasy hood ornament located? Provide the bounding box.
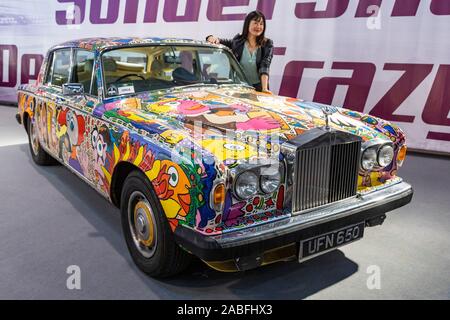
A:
[322,106,337,131]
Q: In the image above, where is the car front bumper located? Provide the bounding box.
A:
[174,180,413,263]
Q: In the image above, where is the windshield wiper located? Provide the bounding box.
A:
[169,83,219,92]
[218,83,255,90]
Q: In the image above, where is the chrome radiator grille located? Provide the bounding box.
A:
[292,141,361,212]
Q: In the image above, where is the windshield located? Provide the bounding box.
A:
[101,45,249,97]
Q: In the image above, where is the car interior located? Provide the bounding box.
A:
[73,58,95,93]
[101,46,241,97]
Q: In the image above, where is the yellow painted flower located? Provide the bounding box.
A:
[160,130,186,145]
[201,139,257,161]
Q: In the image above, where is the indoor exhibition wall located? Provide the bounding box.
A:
[1,0,449,153]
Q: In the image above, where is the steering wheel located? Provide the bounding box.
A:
[114,73,146,82]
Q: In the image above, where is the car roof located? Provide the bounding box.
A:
[49,37,215,54]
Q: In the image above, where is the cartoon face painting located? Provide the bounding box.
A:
[56,108,86,173]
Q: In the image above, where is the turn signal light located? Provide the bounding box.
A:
[397,145,407,167]
[213,183,225,212]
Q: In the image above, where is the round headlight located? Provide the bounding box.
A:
[235,171,258,199]
[378,144,394,167]
[260,170,281,194]
[361,147,377,171]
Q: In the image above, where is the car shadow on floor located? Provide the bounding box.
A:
[20,144,359,299]
[157,250,358,299]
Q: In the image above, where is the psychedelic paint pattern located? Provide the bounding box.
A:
[17,37,408,237]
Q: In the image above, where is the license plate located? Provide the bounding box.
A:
[298,222,365,262]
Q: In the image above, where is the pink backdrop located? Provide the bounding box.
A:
[1,0,449,153]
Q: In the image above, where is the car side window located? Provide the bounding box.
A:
[198,50,231,81]
[72,49,97,95]
[46,49,71,87]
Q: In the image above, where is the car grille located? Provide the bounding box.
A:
[292,140,361,212]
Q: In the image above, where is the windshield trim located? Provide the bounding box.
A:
[99,43,250,101]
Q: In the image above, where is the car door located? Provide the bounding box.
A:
[42,47,100,181]
[38,48,72,159]
[57,48,100,180]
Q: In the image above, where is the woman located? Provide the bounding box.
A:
[206,11,273,93]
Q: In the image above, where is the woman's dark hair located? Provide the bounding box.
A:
[241,11,267,46]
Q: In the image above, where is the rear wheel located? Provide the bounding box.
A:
[120,170,192,277]
[27,116,55,166]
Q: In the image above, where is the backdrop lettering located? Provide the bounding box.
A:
[1,0,449,153]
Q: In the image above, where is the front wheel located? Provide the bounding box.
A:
[27,116,55,166]
[120,170,192,278]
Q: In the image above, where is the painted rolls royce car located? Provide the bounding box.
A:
[16,37,413,277]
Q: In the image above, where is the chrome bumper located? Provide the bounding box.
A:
[174,179,413,261]
[212,180,413,248]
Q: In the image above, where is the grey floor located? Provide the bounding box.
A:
[0,105,449,300]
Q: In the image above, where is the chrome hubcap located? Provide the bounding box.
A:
[128,191,157,258]
[136,214,147,235]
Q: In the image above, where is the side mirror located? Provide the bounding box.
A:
[62,83,84,96]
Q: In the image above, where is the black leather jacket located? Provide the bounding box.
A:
[208,34,274,78]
